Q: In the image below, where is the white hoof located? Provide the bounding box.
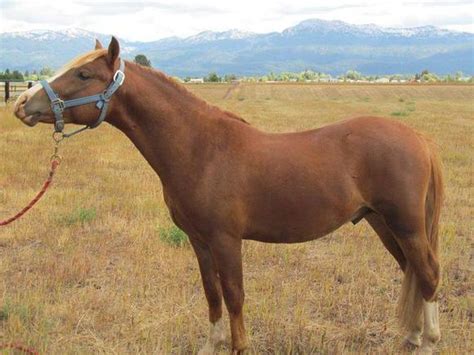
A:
[418,344,434,355]
[404,333,422,347]
[418,336,440,355]
[198,343,216,355]
[419,301,440,354]
[198,318,226,355]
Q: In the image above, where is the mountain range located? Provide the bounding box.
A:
[1,19,473,76]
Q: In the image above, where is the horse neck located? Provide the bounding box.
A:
[107,62,231,186]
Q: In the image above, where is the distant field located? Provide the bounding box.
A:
[0,83,472,353]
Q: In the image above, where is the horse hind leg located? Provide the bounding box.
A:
[365,213,423,346]
[365,212,406,271]
[420,300,440,354]
[386,215,441,353]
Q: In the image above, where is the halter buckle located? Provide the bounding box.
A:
[51,98,65,113]
[113,70,125,85]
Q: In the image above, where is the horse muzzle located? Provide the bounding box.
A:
[14,86,52,127]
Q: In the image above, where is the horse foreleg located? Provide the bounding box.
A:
[389,220,441,353]
[210,235,248,354]
[190,238,226,354]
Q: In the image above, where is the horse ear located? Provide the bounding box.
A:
[107,36,120,66]
[95,39,103,50]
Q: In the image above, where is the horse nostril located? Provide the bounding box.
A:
[19,94,28,106]
[14,94,29,118]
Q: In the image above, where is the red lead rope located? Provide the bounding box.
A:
[0,159,60,226]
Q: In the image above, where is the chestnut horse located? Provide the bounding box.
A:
[13,38,443,354]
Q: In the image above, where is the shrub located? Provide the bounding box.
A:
[159,225,188,247]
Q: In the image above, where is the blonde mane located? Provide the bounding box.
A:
[51,49,107,79]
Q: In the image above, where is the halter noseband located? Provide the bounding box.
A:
[40,59,125,138]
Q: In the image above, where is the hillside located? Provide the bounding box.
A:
[0,19,473,76]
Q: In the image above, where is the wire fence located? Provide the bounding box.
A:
[1,81,34,104]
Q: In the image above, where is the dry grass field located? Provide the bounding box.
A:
[0,83,472,354]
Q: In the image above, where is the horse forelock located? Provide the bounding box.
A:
[49,49,108,81]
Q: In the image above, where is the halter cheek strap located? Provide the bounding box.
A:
[40,59,125,138]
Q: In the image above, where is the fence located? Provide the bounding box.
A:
[1,81,34,103]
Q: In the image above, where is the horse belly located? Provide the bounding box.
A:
[242,181,359,243]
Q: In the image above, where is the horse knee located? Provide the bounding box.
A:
[419,260,440,301]
[221,282,244,313]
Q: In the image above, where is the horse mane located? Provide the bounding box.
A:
[222,110,249,124]
[53,49,108,78]
[129,61,250,125]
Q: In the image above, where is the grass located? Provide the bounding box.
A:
[60,207,97,226]
[159,225,188,247]
[1,83,473,353]
[391,100,416,117]
[390,110,408,117]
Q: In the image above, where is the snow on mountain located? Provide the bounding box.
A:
[184,29,256,43]
[1,19,472,75]
[3,28,101,41]
[283,19,462,38]
[2,20,468,44]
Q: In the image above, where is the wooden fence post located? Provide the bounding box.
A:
[4,81,10,103]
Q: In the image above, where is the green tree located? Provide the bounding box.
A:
[345,70,362,81]
[0,69,24,80]
[12,70,24,80]
[421,72,439,82]
[206,72,220,82]
[455,71,464,81]
[40,67,54,77]
[134,54,152,67]
[223,74,237,82]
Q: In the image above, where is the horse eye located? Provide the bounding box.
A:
[78,71,91,80]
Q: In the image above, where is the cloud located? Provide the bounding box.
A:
[1,0,473,41]
[404,1,473,5]
[275,3,368,15]
[76,1,228,15]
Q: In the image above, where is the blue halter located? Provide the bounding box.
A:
[40,59,125,138]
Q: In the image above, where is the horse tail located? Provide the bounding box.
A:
[425,142,444,264]
[397,139,444,331]
[397,264,423,331]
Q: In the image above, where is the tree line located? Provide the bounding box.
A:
[0,67,55,81]
[1,53,472,84]
[184,69,472,83]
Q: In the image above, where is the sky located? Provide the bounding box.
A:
[0,0,473,41]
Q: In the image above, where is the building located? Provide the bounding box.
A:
[189,78,204,84]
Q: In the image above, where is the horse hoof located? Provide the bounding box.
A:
[197,345,215,355]
[404,334,422,347]
[418,346,434,355]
